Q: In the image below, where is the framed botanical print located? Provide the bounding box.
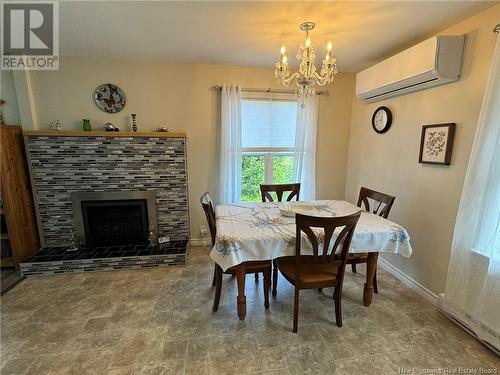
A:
[419,123,456,165]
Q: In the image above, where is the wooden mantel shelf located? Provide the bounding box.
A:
[23,130,187,138]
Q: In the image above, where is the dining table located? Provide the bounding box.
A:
[209,200,413,320]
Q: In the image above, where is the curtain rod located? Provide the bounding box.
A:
[210,85,329,96]
[494,24,500,34]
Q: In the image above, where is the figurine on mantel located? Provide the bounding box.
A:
[131,113,137,132]
[51,120,63,131]
[104,122,119,132]
[157,121,169,132]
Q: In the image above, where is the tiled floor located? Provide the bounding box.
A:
[1,246,498,374]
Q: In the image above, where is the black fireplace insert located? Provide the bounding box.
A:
[81,199,149,246]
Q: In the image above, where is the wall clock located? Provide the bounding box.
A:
[372,106,392,133]
[94,83,126,113]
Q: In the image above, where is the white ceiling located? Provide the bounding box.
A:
[60,1,496,72]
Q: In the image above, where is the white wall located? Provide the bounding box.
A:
[18,58,354,241]
[345,5,500,294]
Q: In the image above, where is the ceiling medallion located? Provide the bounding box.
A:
[274,22,338,98]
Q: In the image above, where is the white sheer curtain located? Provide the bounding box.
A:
[441,36,500,350]
[293,94,319,201]
[219,84,242,204]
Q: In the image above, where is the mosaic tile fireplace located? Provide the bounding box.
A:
[20,131,189,276]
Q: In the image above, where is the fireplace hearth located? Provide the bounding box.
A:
[20,240,188,276]
[21,188,188,276]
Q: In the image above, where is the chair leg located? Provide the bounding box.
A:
[293,287,300,333]
[318,288,323,293]
[212,264,217,287]
[272,259,278,297]
[351,263,357,273]
[255,272,259,282]
[212,265,223,312]
[334,285,342,327]
[373,269,378,294]
[268,263,272,287]
[263,269,270,309]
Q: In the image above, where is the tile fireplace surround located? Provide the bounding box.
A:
[22,131,189,276]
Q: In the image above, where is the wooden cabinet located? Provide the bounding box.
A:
[1,125,39,266]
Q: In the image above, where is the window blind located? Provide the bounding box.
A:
[241,99,297,148]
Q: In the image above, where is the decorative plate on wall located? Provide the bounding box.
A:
[94,83,126,113]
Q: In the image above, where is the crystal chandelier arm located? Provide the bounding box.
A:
[281,72,301,87]
[312,71,330,86]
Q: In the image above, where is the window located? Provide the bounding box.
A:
[240,97,298,202]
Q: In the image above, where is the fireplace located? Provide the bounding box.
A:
[21,133,189,276]
[81,200,148,246]
[72,191,157,246]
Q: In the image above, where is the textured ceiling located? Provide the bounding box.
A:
[60,1,495,72]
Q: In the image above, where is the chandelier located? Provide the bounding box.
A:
[274,22,338,97]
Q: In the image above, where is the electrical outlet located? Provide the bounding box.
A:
[200,225,208,237]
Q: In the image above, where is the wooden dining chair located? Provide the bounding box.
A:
[258,183,301,282]
[349,187,395,293]
[200,192,272,311]
[260,183,301,203]
[274,211,361,333]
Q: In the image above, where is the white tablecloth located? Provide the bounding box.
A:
[210,200,412,271]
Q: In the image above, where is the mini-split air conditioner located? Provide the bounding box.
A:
[356,35,466,102]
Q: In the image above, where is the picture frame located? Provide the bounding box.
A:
[418,123,456,165]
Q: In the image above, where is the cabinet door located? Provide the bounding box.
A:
[1,125,40,264]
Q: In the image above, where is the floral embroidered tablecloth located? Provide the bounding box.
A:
[210,200,412,272]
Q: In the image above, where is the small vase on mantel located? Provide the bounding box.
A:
[82,119,92,131]
[131,113,137,132]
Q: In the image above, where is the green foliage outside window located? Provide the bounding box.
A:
[241,154,294,202]
[241,155,264,202]
[273,155,294,185]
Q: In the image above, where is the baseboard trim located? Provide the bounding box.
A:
[190,238,212,247]
[378,257,438,306]
[438,293,500,354]
[187,241,440,305]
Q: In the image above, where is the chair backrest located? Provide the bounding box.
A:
[295,212,361,284]
[200,192,216,246]
[260,183,301,202]
[357,187,395,219]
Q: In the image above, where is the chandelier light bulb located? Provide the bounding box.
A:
[280,45,286,55]
[305,38,311,48]
[327,41,333,51]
